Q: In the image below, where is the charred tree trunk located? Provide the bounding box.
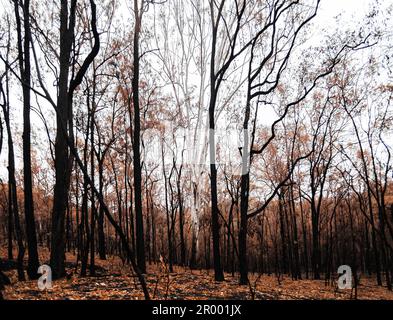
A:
[177,165,186,267]
[207,1,226,281]
[289,185,301,280]
[51,0,99,279]
[311,202,321,280]
[50,0,75,279]
[1,58,25,281]
[162,143,173,273]
[0,267,10,300]
[97,158,106,260]
[239,171,249,285]
[132,0,146,274]
[278,192,288,274]
[14,0,40,280]
[89,89,96,276]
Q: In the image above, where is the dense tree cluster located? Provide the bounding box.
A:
[0,0,392,299]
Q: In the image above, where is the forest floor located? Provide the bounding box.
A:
[1,248,393,300]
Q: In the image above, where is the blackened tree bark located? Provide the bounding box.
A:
[238,97,251,285]
[278,191,288,274]
[96,134,111,260]
[224,170,239,275]
[132,0,146,274]
[51,0,100,279]
[89,73,97,276]
[176,163,186,266]
[305,97,336,280]
[7,185,13,261]
[0,267,10,300]
[0,44,25,281]
[162,139,174,272]
[56,115,151,298]
[209,75,225,281]
[14,0,40,280]
[289,182,301,280]
[51,0,77,279]
[0,40,14,261]
[207,0,239,282]
[97,156,107,260]
[299,187,309,279]
[239,0,324,285]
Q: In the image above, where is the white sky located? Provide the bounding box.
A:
[319,0,373,23]
[0,0,388,179]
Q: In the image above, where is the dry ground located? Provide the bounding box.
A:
[1,248,393,300]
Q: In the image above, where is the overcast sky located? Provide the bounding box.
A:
[0,0,379,28]
[0,0,388,178]
[319,0,373,21]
